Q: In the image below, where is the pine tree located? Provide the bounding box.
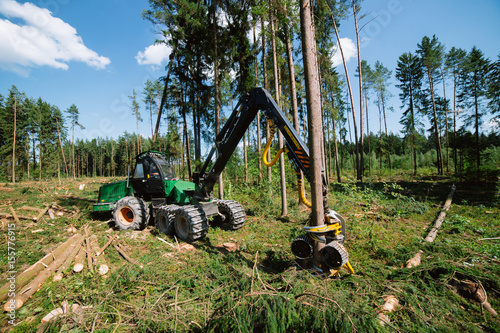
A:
[417,35,445,175]
[396,52,424,175]
[458,46,490,179]
[66,104,84,179]
[445,47,467,173]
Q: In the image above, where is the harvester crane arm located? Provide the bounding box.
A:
[193,87,329,211]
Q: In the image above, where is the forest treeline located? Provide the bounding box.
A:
[1,0,499,184]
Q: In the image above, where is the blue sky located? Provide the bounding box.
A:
[1,0,499,145]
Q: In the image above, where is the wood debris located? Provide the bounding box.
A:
[377,295,398,326]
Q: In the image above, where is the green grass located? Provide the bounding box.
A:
[0,176,499,332]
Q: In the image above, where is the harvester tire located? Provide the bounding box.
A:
[113,196,149,230]
[213,200,246,230]
[156,205,178,235]
[174,205,209,242]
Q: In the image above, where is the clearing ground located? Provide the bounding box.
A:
[0,176,499,332]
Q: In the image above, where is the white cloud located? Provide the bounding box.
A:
[136,43,172,71]
[0,0,110,75]
[330,37,357,67]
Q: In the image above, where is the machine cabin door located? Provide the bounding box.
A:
[131,157,165,198]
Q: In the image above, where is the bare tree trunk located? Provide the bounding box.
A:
[353,0,364,182]
[180,81,192,180]
[56,117,69,176]
[261,15,272,183]
[427,70,444,175]
[12,96,17,184]
[325,2,360,181]
[365,90,371,175]
[284,13,307,206]
[300,0,325,264]
[214,1,223,199]
[254,20,263,184]
[441,67,450,172]
[381,91,392,170]
[270,4,287,217]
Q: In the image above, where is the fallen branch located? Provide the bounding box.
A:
[157,236,176,249]
[113,241,143,268]
[448,278,497,316]
[424,185,456,243]
[478,237,500,241]
[0,234,81,302]
[57,194,96,202]
[34,205,51,222]
[3,235,83,311]
[97,233,118,256]
[84,228,94,272]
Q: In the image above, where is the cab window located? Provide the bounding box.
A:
[134,163,144,178]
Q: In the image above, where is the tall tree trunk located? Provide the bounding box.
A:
[284,14,307,206]
[381,91,392,169]
[330,91,342,183]
[180,81,192,179]
[213,1,224,198]
[325,1,360,181]
[364,90,371,175]
[261,15,272,183]
[410,92,417,176]
[353,0,364,182]
[56,117,69,176]
[474,91,480,180]
[301,0,325,265]
[270,4,287,217]
[12,96,17,184]
[72,120,76,179]
[441,67,449,172]
[254,21,263,184]
[453,73,458,174]
[427,71,443,175]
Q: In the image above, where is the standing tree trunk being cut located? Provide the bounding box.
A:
[300,0,325,264]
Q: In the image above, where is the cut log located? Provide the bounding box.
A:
[3,235,83,311]
[405,250,423,268]
[84,228,94,272]
[53,235,84,281]
[377,295,398,326]
[89,235,109,275]
[8,206,20,224]
[424,185,456,243]
[0,234,80,303]
[0,212,34,220]
[73,244,86,273]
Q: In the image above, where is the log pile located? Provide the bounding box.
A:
[0,229,127,312]
[0,203,80,222]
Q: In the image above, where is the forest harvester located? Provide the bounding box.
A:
[93,87,352,273]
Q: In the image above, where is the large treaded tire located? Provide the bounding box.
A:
[156,205,179,235]
[174,205,209,242]
[113,196,149,230]
[213,200,246,230]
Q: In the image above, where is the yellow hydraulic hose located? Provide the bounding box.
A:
[262,119,288,167]
[296,171,312,208]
